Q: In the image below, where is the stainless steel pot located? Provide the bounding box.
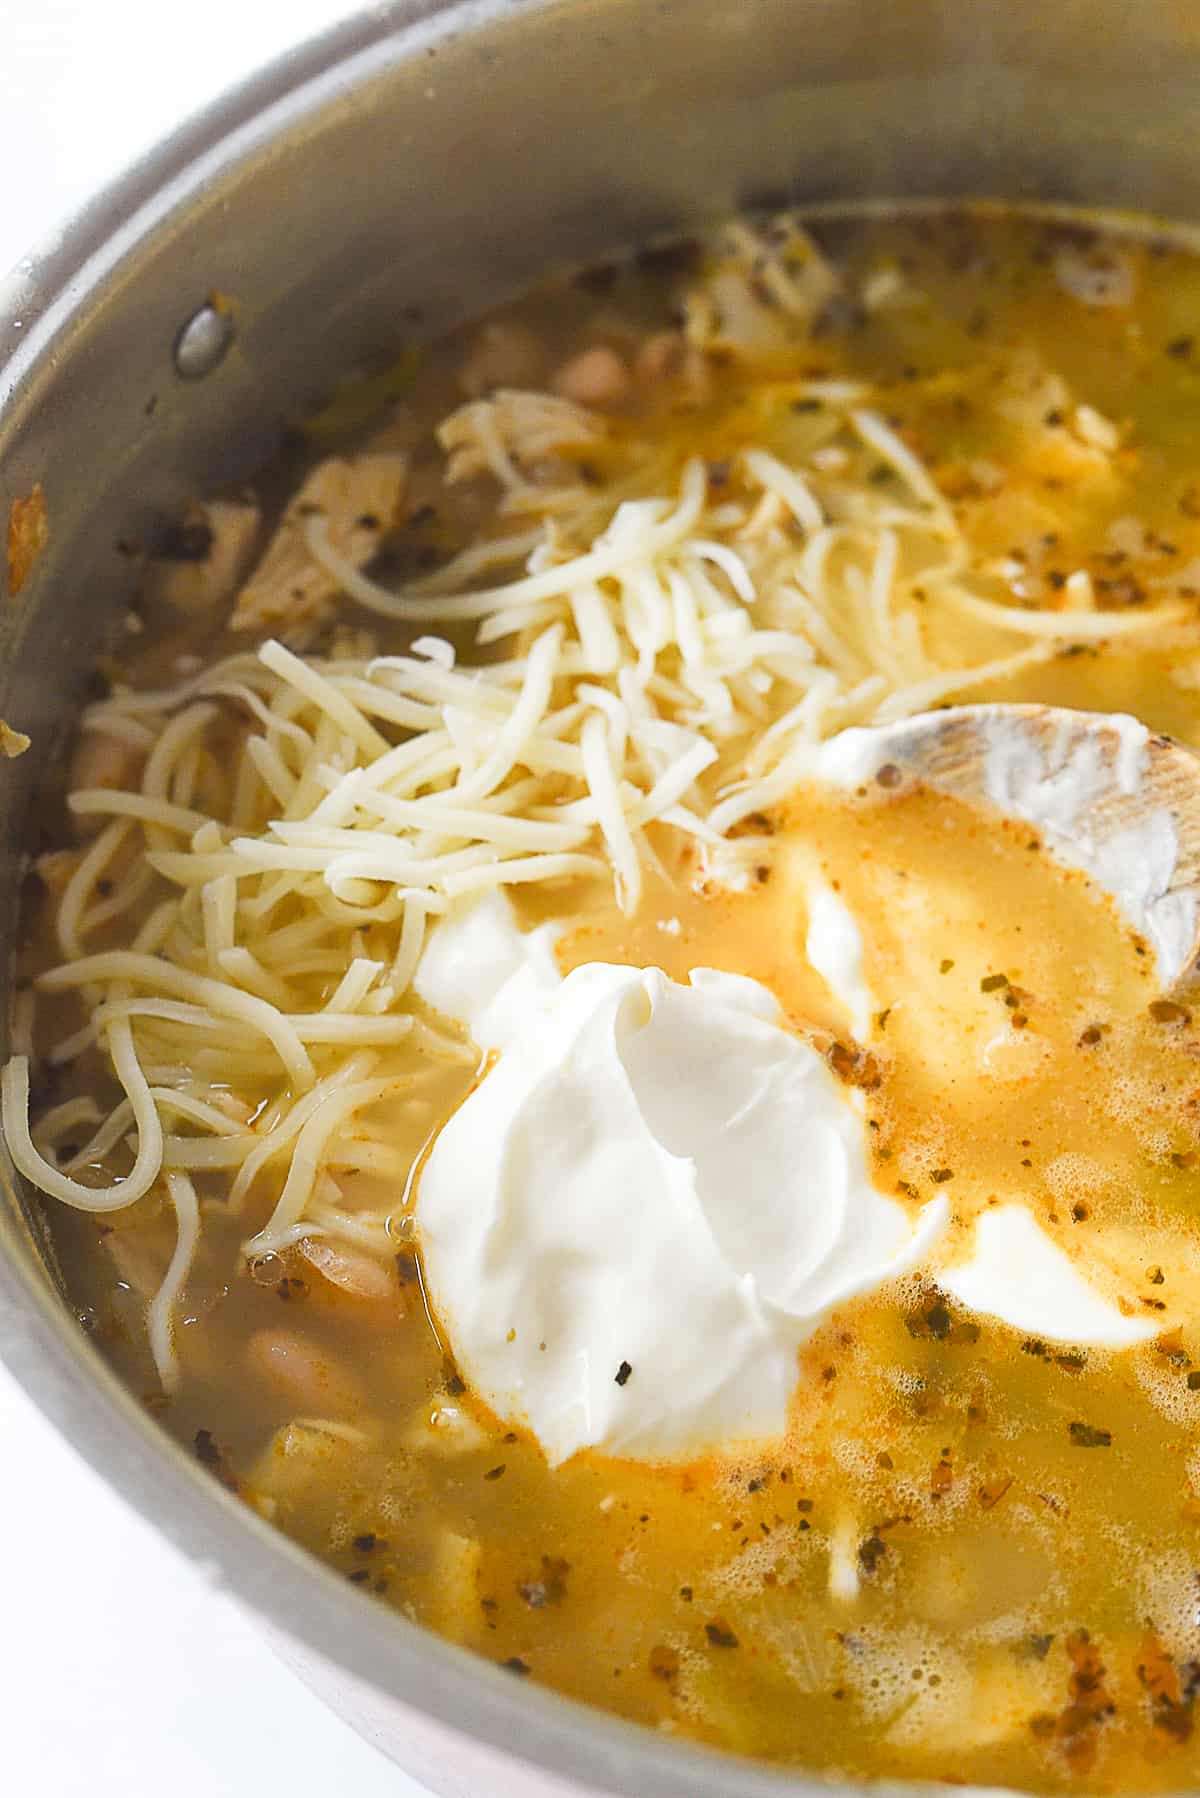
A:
[5,3,1200,1792]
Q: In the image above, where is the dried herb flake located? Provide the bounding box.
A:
[1069,1421,1112,1448]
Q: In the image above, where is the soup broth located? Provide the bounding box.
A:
[17,206,1200,1791]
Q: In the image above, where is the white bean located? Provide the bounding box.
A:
[247,1326,364,1416]
[297,1236,396,1303]
[552,345,631,407]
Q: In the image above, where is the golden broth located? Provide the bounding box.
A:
[23,206,1200,1791]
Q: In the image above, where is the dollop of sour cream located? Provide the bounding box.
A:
[941,1205,1156,1348]
[413,890,562,1053]
[810,710,1197,983]
[413,890,1160,1468]
[805,880,873,1038]
[415,899,947,1464]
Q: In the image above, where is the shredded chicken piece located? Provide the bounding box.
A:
[407,1403,490,1456]
[994,352,1123,486]
[231,454,407,633]
[147,500,261,614]
[248,1419,366,1509]
[437,390,602,488]
[1054,243,1136,309]
[426,1528,484,1636]
[685,218,842,352]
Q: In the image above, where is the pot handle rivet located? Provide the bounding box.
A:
[173,299,235,380]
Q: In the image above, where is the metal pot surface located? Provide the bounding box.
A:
[5,3,1200,1792]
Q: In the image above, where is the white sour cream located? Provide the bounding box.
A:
[810,710,1197,982]
[415,903,947,1464]
[413,892,1159,1469]
[805,881,874,1039]
[940,1204,1156,1348]
[976,710,1196,979]
[413,889,562,1052]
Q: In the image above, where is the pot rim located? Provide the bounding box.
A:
[0,6,878,1794]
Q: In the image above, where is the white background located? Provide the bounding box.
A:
[0,6,427,1795]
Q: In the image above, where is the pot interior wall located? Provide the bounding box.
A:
[3,1,1200,1791]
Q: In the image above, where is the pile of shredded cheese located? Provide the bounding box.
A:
[3,216,1189,1392]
